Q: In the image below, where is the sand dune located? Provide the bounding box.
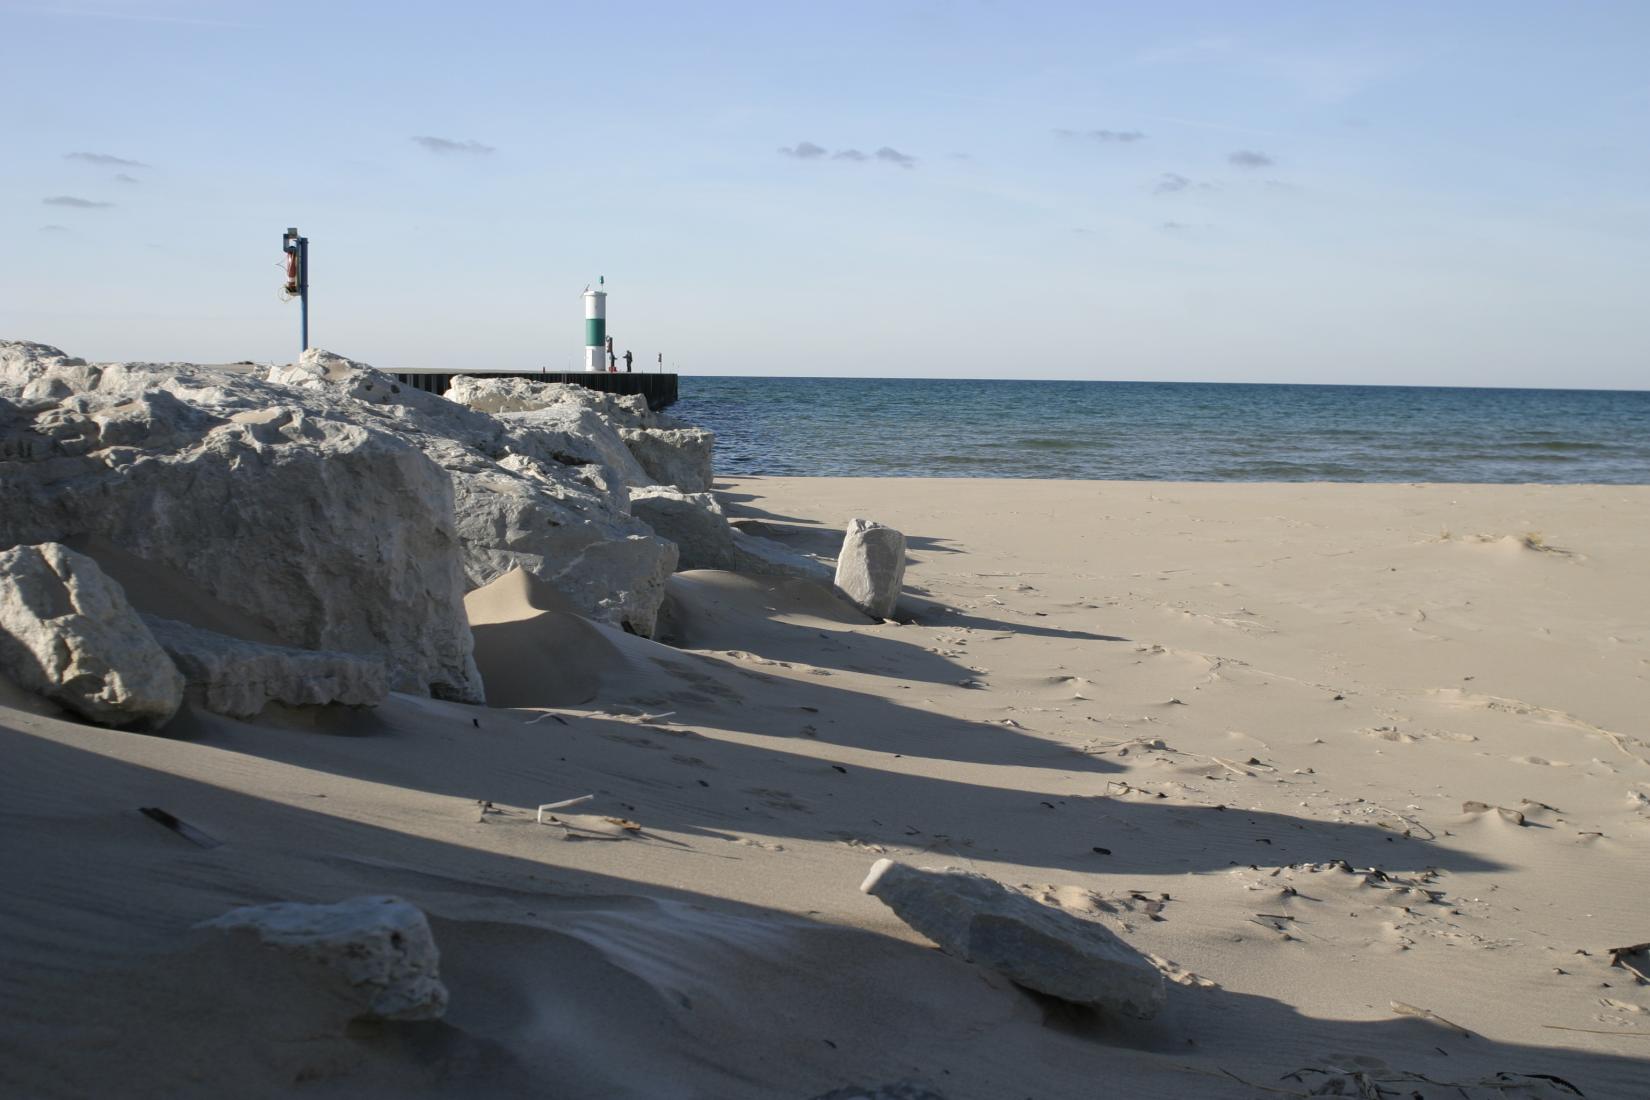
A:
[2,478,1648,1098]
[465,568,625,708]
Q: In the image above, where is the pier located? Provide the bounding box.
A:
[392,370,679,411]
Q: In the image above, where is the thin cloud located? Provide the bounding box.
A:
[1055,128,1147,143]
[114,173,139,184]
[65,152,146,167]
[1228,149,1274,168]
[779,141,828,159]
[781,143,916,168]
[43,195,113,208]
[411,136,495,155]
[32,7,253,28]
[1152,173,1216,196]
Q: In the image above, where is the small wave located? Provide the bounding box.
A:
[1014,436,1090,451]
[1502,440,1613,452]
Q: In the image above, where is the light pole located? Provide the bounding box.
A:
[282,227,309,355]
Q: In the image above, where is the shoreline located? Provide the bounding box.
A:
[3,345,1646,1097]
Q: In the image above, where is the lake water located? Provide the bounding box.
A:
[671,377,1650,483]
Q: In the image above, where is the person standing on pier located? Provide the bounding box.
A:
[624,349,633,373]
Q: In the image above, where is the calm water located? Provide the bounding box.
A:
[671,377,1650,483]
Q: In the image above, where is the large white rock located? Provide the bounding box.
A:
[628,487,738,571]
[0,542,183,727]
[0,345,483,701]
[860,860,1166,1018]
[143,616,388,719]
[198,896,448,1022]
[834,518,907,619]
[619,425,716,492]
[274,350,677,637]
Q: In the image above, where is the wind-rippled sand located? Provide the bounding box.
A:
[3,478,1648,1098]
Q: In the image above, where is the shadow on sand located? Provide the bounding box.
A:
[1,729,1637,1099]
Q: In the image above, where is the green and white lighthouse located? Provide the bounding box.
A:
[582,280,607,372]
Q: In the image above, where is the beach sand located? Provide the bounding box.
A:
[2,477,1648,1098]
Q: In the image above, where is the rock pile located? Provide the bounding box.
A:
[2,338,837,720]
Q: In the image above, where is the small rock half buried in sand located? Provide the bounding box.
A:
[197,895,448,1021]
[860,859,1166,1018]
[834,518,907,619]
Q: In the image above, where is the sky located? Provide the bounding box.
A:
[3,1,1647,388]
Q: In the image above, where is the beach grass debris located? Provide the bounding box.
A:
[1607,942,1650,984]
[537,794,595,823]
[1241,1064,1588,1097]
[138,806,222,849]
[1390,1000,1473,1037]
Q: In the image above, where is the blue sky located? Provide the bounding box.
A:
[3,1,1647,387]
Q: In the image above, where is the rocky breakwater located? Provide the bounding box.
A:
[0,341,695,720]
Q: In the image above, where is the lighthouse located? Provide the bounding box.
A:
[582,284,607,372]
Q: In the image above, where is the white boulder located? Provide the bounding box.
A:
[834,518,907,619]
[144,616,388,719]
[619,425,715,492]
[0,542,184,727]
[0,350,484,701]
[860,859,1166,1018]
[197,895,448,1021]
[628,487,739,571]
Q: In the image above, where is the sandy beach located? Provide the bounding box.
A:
[3,473,1647,1098]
